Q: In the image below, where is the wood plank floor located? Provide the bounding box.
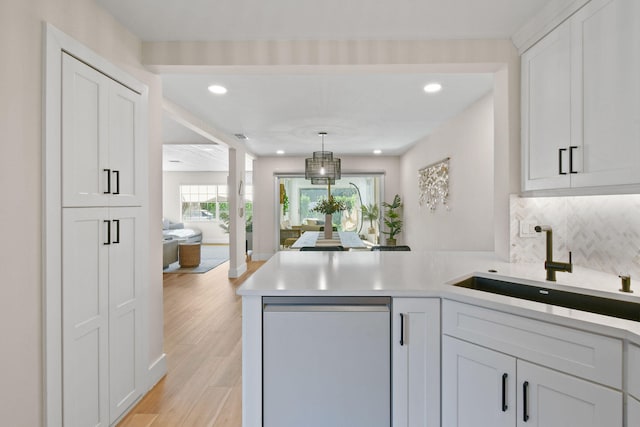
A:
[118,259,265,427]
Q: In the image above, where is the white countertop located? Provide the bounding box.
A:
[237,251,640,344]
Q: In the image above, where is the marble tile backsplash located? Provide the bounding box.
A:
[510,194,640,280]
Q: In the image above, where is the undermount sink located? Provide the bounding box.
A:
[453,276,640,322]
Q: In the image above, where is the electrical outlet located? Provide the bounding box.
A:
[519,220,538,238]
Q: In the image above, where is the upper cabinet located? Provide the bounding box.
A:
[522,0,640,193]
[62,53,146,207]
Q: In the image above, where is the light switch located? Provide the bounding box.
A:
[519,220,537,238]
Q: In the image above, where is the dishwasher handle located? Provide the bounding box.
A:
[263,296,390,313]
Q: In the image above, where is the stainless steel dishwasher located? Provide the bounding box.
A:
[262,296,391,427]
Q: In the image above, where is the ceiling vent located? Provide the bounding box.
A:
[234,133,248,140]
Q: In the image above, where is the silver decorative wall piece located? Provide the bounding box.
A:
[418,157,450,211]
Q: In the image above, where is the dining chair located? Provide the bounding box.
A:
[300,246,345,251]
[371,245,411,251]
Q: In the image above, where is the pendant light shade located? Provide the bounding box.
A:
[305,132,341,185]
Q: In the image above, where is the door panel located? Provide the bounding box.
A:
[108,208,143,421]
[63,208,109,427]
[442,336,516,427]
[62,53,109,207]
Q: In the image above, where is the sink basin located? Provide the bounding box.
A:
[453,276,640,322]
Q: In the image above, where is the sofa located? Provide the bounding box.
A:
[163,239,179,268]
[162,219,202,243]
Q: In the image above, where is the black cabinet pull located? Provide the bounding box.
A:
[399,313,405,346]
[103,220,111,245]
[569,146,578,174]
[502,373,508,412]
[112,170,120,195]
[103,168,111,194]
[558,148,567,175]
[523,381,529,422]
[113,219,120,244]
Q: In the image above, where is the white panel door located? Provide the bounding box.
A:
[62,52,143,208]
[62,53,110,207]
[522,20,572,191]
[108,82,144,207]
[62,208,110,427]
[442,336,516,427]
[516,360,622,427]
[108,207,143,422]
[392,298,440,427]
[570,0,640,188]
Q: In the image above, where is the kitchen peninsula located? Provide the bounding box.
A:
[238,251,640,427]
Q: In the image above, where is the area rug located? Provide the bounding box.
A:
[163,244,230,274]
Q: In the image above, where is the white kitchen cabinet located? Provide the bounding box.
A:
[442,336,516,427]
[442,336,622,427]
[521,18,572,191]
[517,360,621,426]
[62,52,145,208]
[392,298,440,427]
[522,0,640,193]
[62,207,144,426]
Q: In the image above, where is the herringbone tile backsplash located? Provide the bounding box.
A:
[510,194,640,279]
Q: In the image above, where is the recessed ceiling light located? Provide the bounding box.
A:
[373,149,382,155]
[208,85,228,95]
[423,82,443,94]
[276,150,285,155]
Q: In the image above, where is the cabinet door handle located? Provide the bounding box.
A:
[523,381,529,422]
[569,146,578,174]
[558,149,567,175]
[113,219,120,244]
[103,168,112,194]
[399,313,405,346]
[103,220,111,245]
[501,373,508,412]
[112,170,120,195]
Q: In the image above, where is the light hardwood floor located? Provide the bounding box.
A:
[118,260,265,427]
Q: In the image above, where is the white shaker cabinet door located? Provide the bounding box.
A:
[62,52,144,207]
[392,298,440,427]
[570,0,640,188]
[522,20,572,192]
[516,360,622,427]
[108,207,144,422]
[62,208,110,427]
[442,336,516,427]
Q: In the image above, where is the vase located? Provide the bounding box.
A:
[324,214,333,239]
[386,238,396,246]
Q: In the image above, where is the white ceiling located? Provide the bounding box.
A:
[95,0,554,171]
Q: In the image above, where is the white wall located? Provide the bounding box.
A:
[0,1,163,424]
[163,171,230,243]
[253,156,401,259]
[401,94,494,251]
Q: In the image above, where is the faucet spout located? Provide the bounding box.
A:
[535,225,572,281]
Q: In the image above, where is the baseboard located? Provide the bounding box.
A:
[147,353,167,390]
[229,262,248,278]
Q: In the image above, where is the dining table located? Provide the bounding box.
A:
[290,231,368,250]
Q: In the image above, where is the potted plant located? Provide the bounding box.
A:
[382,194,403,246]
[361,203,379,243]
[311,195,347,239]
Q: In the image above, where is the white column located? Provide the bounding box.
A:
[228,147,247,278]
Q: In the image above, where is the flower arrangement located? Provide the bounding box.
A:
[311,195,347,215]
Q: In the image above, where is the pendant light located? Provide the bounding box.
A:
[305,132,341,185]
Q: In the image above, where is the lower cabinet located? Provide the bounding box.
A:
[442,335,622,427]
[392,298,440,427]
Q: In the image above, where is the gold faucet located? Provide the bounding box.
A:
[535,225,572,281]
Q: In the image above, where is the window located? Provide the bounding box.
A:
[180,185,227,222]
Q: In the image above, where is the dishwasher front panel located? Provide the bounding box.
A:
[263,297,390,427]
